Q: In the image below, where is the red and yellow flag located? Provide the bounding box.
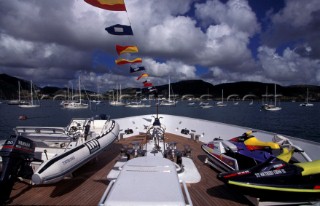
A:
[137,73,149,80]
[84,0,126,11]
[116,45,139,55]
[115,58,142,65]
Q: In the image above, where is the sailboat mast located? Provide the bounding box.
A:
[222,89,224,103]
[18,81,21,102]
[72,83,74,100]
[79,76,81,104]
[274,84,277,106]
[116,84,119,102]
[168,78,171,101]
[112,87,114,102]
[30,80,33,105]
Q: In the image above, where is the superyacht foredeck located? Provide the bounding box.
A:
[2,114,320,205]
[5,133,251,206]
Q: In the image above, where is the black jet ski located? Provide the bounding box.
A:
[217,149,320,202]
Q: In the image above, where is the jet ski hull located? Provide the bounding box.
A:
[201,144,238,172]
[218,157,320,202]
[226,179,320,202]
[201,134,276,172]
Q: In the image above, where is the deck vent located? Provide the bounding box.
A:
[125,129,133,134]
[181,128,189,135]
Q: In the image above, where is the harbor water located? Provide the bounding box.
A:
[0,100,319,143]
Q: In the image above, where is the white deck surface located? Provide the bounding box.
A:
[102,157,187,206]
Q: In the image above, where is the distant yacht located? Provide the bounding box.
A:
[63,76,88,109]
[262,84,281,111]
[187,101,196,106]
[216,89,227,107]
[110,84,125,106]
[160,78,177,106]
[125,101,151,108]
[300,88,313,107]
[18,80,40,108]
[8,81,28,106]
[201,104,213,109]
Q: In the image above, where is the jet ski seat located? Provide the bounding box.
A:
[244,137,280,150]
[294,159,320,176]
[276,148,294,163]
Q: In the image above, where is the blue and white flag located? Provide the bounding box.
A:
[105,24,133,35]
[130,66,146,73]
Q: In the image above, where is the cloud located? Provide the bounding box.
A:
[258,46,320,85]
[144,58,197,79]
[272,0,320,28]
[0,0,319,92]
[262,0,320,59]
[257,0,320,85]
[0,33,91,84]
[144,16,205,60]
[195,0,260,35]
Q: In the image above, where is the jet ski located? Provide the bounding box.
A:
[217,151,320,202]
[201,131,311,172]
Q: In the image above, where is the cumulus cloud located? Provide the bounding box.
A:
[195,0,260,35]
[144,58,197,79]
[193,0,259,72]
[0,0,319,92]
[258,46,320,85]
[255,0,320,85]
[262,0,320,59]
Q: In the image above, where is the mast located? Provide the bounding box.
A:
[112,88,115,102]
[18,81,21,102]
[79,76,81,104]
[168,78,171,101]
[67,86,70,101]
[274,84,277,107]
[262,86,269,105]
[30,80,33,105]
[222,89,224,104]
[116,84,118,102]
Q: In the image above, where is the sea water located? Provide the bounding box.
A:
[0,100,319,143]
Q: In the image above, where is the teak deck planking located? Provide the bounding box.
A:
[8,133,252,206]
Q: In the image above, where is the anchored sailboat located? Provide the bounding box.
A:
[160,78,176,106]
[216,89,227,106]
[18,80,40,108]
[262,84,281,111]
[110,84,125,106]
[64,76,88,109]
[300,88,313,107]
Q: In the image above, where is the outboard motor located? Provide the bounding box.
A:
[0,135,35,204]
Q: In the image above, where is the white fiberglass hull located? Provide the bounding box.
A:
[18,104,40,108]
[64,102,88,109]
[109,101,125,106]
[115,114,320,161]
[125,104,151,108]
[262,104,282,111]
[300,103,314,107]
[31,121,119,185]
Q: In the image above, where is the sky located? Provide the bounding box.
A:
[0,0,320,92]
